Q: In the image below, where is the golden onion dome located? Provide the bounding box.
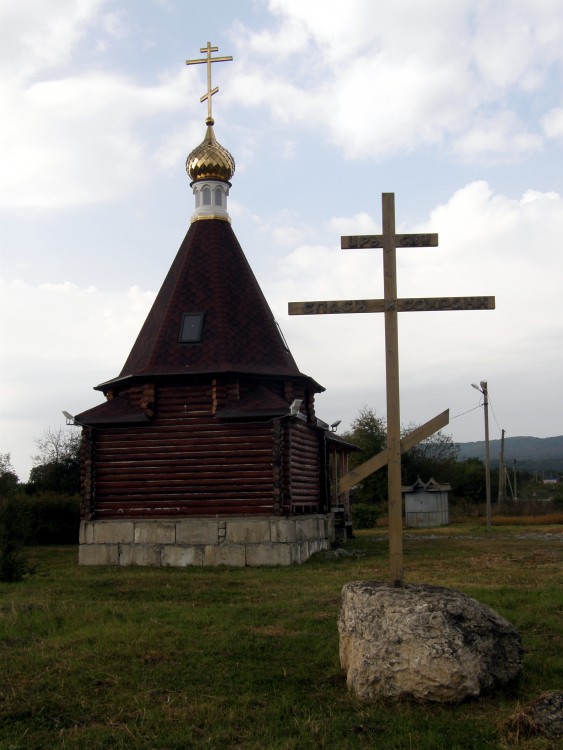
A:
[186,117,235,183]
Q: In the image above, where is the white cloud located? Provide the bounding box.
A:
[0,0,108,81]
[0,70,197,210]
[0,2,201,211]
[0,278,156,480]
[453,112,542,162]
[542,106,563,139]
[230,1,563,161]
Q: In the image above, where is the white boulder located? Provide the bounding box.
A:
[338,581,523,703]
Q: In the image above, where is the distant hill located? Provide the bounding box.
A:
[455,435,563,475]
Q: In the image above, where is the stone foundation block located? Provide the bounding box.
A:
[134,521,176,545]
[269,518,296,543]
[93,521,135,544]
[246,543,292,567]
[79,521,95,545]
[176,519,219,545]
[79,543,119,566]
[119,544,162,567]
[162,545,204,567]
[225,519,270,544]
[203,544,246,567]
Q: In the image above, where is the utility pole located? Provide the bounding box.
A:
[472,380,492,529]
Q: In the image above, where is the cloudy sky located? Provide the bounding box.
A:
[1,0,562,480]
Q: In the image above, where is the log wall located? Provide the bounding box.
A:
[83,378,327,519]
[90,381,276,518]
[284,420,324,514]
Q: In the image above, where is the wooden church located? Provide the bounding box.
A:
[76,45,355,567]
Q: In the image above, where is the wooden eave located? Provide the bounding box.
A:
[75,397,151,427]
[94,368,324,394]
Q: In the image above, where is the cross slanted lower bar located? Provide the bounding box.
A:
[288,193,495,587]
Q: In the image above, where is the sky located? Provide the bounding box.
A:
[1,0,563,481]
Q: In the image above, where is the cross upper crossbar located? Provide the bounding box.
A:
[288,193,495,587]
[341,233,438,249]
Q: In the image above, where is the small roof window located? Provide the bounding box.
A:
[179,313,204,343]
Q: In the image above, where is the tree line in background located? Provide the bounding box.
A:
[340,406,488,506]
[0,428,81,580]
[340,406,563,528]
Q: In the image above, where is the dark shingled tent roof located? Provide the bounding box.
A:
[76,218,323,428]
[99,218,321,387]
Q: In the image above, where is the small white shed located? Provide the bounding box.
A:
[402,477,451,528]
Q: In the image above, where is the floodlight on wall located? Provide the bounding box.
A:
[289,399,302,416]
[330,420,341,432]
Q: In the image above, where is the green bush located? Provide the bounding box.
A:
[25,492,81,544]
[7,492,81,545]
[0,496,34,582]
[351,502,380,529]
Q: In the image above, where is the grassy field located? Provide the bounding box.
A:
[1,525,561,749]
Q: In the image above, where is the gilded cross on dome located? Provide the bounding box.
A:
[186,42,233,124]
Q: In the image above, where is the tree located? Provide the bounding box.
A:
[0,453,19,498]
[341,406,388,505]
[401,427,459,484]
[28,428,81,495]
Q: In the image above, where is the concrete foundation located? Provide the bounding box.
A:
[79,514,334,567]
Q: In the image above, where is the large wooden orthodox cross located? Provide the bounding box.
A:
[289,193,495,586]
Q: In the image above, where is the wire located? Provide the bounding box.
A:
[488,394,503,433]
[450,404,483,420]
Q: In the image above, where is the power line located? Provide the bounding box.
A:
[488,393,503,434]
[451,404,482,420]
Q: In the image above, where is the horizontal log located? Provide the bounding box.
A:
[289,494,320,503]
[95,422,272,435]
[95,499,275,511]
[288,450,319,462]
[94,443,272,456]
[96,497,274,507]
[94,443,273,454]
[95,458,273,470]
[95,444,273,455]
[95,432,272,446]
[287,452,319,465]
[95,474,273,488]
[287,467,320,478]
[287,441,319,455]
[286,470,319,482]
[96,488,274,501]
[96,507,275,517]
[96,490,273,502]
[95,428,272,440]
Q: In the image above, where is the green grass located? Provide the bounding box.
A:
[1,525,561,749]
